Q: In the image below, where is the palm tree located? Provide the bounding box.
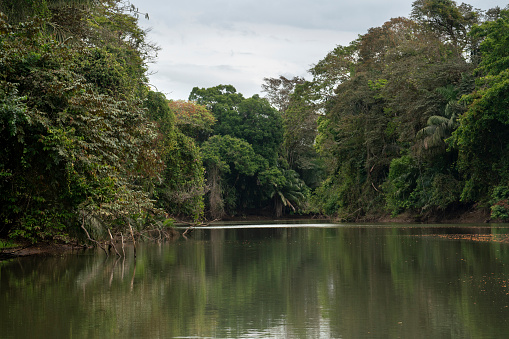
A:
[416,84,462,151]
[270,169,308,218]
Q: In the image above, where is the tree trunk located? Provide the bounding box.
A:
[274,197,283,218]
[209,165,224,219]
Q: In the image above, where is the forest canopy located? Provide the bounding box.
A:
[1,0,508,244]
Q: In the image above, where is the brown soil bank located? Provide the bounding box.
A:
[374,206,492,224]
[0,242,86,260]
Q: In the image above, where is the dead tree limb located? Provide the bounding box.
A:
[129,221,137,258]
[182,219,219,236]
[108,229,121,257]
[120,232,126,257]
[81,215,108,255]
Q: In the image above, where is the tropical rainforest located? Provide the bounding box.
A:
[0,0,508,243]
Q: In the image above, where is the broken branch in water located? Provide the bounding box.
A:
[81,215,108,255]
[129,221,137,258]
[182,219,218,237]
[108,229,121,257]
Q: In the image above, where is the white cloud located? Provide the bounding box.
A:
[145,20,356,99]
[138,0,507,100]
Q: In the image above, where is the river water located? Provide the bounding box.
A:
[1,222,509,338]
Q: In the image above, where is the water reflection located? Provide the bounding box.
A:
[1,224,509,338]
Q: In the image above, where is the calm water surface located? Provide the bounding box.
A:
[2,222,509,338]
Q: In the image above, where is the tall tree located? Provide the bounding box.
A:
[411,0,480,50]
[0,0,94,24]
[452,8,509,205]
[201,135,259,218]
[0,2,162,241]
[145,92,206,221]
[169,100,216,143]
[416,84,462,152]
[262,77,323,189]
[311,11,479,218]
[188,85,310,217]
[261,75,305,113]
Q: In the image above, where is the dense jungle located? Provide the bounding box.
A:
[1,0,509,246]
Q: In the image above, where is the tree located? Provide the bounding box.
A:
[452,8,509,204]
[144,92,206,221]
[0,0,95,25]
[411,0,480,50]
[282,83,324,189]
[311,18,417,218]
[0,2,162,241]
[310,11,479,218]
[258,168,308,217]
[169,100,216,143]
[189,85,292,217]
[201,135,260,218]
[309,42,358,105]
[158,131,205,221]
[235,95,283,166]
[190,86,283,165]
[261,75,305,113]
[416,84,462,152]
[262,77,324,189]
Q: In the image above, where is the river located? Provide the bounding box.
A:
[1,221,509,338]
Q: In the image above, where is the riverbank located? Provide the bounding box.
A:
[0,207,499,260]
[0,242,86,260]
[0,226,181,260]
[375,206,491,224]
[221,205,492,224]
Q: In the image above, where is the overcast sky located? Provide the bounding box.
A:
[137,0,506,100]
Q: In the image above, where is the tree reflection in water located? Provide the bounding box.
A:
[1,223,509,338]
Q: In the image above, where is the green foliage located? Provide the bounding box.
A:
[470,9,509,76]
[144,92,206,221]
[430,173,462,210]
[384,156,420,215]
[280,82,324,189]
[0,238,17,249]
[0,3,163,241]
[159,131,205,221]
[201,135,261,176]
[0,0,54,23]
[310,177,342,216]
[416,84,462,152]
[0,86,29,138]
[261,77,320,189]
[310,157,371,219]
[10,207,71,243]
[190,85,294,217]
[452,9,509,203]
[145,90,175,135]
[261,75,305,113]
[236,95,283,165]
[411,0,480,49]
[169,100,215,143]
[201,134,261,218]
[308,5,492,219]
[383,154,463,216]
[189,84,244,111]
[3,0,507,230]
[76,47,133,98]
[490,186,509,220]
[258,167,309,217]
[191,86,283,166]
